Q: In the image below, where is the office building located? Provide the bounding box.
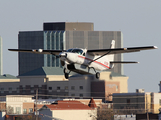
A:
[113,91,161,114]
[0,67,128,101]
[18,22,123,75]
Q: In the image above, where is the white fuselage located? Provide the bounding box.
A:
[60,50,112,71]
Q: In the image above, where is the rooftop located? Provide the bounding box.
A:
[40,98,97,110]
[19,67,64,76]
[41,101,91,110]
[103,70,127,77]
[0,74,18,79]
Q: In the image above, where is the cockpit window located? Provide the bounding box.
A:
[66,49,73,52]
[71,49,83,55]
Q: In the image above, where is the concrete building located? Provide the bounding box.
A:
[0,66,128,101]
[151,92,161,113]
[113,90,161,114]
[39,98,97,120]
[0,74,20,96]
[17,67,128,101]
[18,22,123,75]
[113,92,151,114]
[6,95,34,114]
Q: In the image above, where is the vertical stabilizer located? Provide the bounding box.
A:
[109,40,115,68]
[110,40,115,49]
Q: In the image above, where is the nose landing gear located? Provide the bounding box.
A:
[64,68,70,79]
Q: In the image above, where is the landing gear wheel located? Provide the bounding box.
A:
[96,72,100,79]
[64,68,68,74]
[65,73,69,79]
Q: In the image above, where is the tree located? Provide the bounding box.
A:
[14,114,41,120]
[7,106,14,114]
[90,106,114,120]
[97,107,114,120]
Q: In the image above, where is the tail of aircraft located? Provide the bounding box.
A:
[108,40,138,68]
[108,40,115,68]
[110,40,115,49]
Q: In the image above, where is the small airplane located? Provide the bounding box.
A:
[8,40,157,79]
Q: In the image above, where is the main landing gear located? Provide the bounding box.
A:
[89,67,100,79]
[96,72,100,79]
[63,66,100,79]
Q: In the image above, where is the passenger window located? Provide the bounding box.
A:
[83,53,85,56]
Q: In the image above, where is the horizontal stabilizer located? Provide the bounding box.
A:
[110,61,139,64]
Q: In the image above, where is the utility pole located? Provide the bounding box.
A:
[36,89,38,120]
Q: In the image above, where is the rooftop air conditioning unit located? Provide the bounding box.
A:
[136,89,145,93]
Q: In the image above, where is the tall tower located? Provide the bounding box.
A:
[18,22,123,75]
[0,36,2,75]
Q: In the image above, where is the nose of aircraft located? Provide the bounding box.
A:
[59,52,67,59]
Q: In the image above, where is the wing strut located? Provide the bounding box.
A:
[88,51,111,64]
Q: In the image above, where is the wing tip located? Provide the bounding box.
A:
[154,46,158,49]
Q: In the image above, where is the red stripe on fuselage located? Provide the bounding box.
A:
[78,55,111,69]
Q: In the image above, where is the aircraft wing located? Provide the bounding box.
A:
[87,46,157,55]
[8,49,62,55]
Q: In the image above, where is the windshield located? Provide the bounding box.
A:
[67,49,83,55]
[72,49,83,55]
[66,49,73,52]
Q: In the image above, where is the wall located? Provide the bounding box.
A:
[6,95,33,114]
[23,103,34,114]
[0,79,20,96]
[151,92,161,113]
[68,75,92,98]
[53,109,96,120]
[100,71,128,93]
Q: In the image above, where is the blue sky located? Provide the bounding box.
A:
[0,0,160,92]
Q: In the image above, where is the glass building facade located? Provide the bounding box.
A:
[44,31,65,68]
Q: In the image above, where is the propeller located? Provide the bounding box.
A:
[61,60,65,66]
[59,53,67,66]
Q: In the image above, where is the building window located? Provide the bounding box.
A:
[0,88,4,93]
[22,90,25,94]
[71,94,75,96]
[127,99,130,104]
[9,87,12,91]
[116,85,118,91]
[16,107,21,114]
[23,109,27,114]
[38,89,42,93]
[79,86,83,90]
[29,108,33,113]
[49,87,52,90]
[17,88,19,93]
[159,99,161,106]
[57,87,60,90]
[80,94,83,97]
[71,86,75,90]
[65,86,68,90]
[64,93,68,96]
